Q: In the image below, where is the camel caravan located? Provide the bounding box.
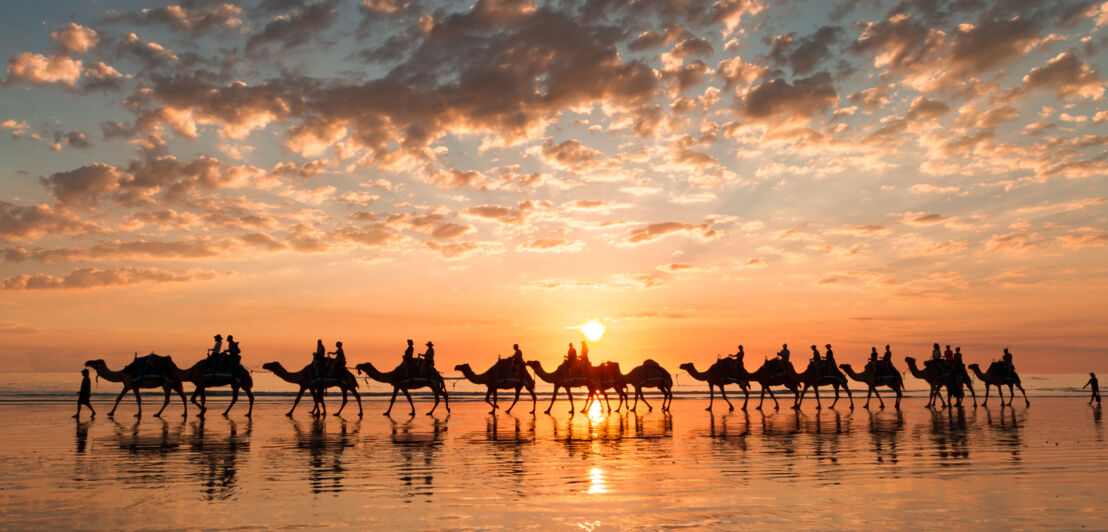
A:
[81,334,1029,419]
[680,343,1029,412]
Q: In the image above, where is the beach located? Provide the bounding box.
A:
[1,395,1104,530]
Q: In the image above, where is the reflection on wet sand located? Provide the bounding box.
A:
[984,405,1024,461]
[869,408,904,466]
[389,415,447,499]
[290,416,358,494]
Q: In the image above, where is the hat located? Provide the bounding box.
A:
[227,335,234,340]
[81,368,89,375]
[825,344,831,348]
[426,341,434,347]
[214,334,222,340]
[407,339,413,344]
[336,341,343,346]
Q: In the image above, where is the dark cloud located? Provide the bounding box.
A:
[1019,51,1104,99]
[247,0,338,53]
[767,26,843,76]
[0,202,101,243]
[622,221,719,245]
[103,3,243,37]
[734,72,838,123]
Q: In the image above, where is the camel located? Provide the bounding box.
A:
[905,357,949,408]
[679,358,751,411]
[968,363,1030,407]
[85,356,188,418]
[526,359,591,414]
[154,356,255,417]
[263,362,363,417]
[455,360,537,415]
[747,359,802,410]
[946,360,978,407]
[840,363,903,409]
[582,361,628,413]
[354,362,449,416]
[794,360,854,410]
[620,360,673,412]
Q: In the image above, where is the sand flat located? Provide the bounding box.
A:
[0,398,1104,530]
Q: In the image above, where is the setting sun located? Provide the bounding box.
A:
[579,319,607,342]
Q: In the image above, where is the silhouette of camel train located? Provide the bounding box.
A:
[80,337,1032,419]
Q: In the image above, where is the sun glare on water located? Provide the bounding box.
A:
[579,319,606,342]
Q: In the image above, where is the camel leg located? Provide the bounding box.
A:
[154,386,171,417]
[197,387,208,417]
[174,385,188,418]
[741,385,749,411]
[757,386,765,410]
[440,380,450,413]
[641,387,654,412]
[384,387,399,416]
[288,388,306,416]
[352,389,362,417]
[937,386,947,408]
[544,386,559,415]
[982,384,990,407]
[401,388,416,417]
[108,386,129,417]
[873,386,885,409]
[830,385,840,409]
[483,390,495,413]
[706,384,716,411]
[630,387,639,412]
[567,388,576,414]
[491,389,500,415]
[223,386,239,416]
[190,387,203,410]
[811,385,821,410]
[843,382,853,409]
[894,386,902,409]
[766,386,780,410]
[602,389,613,412]
[132,387,143,417]
[720,384,734,411]
[1016,383,1030,406]
[245,387,254,417]
[528,386,537,415]
[506,388,522,414]
[334,388,348,416]
[863,387,872,409]
[428,384,443,415]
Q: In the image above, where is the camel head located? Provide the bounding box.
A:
[678,362,695,373]
[524,360,541,369]
[84,359,106,369]
[904,356,917,365]
[353,362,371,375]
[261,361,281,373]
[453,363,470,372]
[967,363,981,372]
[839,363,852,371]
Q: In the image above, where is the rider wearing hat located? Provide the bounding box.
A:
[208,334,223,358]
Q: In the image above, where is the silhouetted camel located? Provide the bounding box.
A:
[840,363,903,409]
[582,361,627,413]
[455,360,537,415]
[85,357,188,417]
[154,356,254,417]
[620,360,673,412]
[355,362,449,416]
[968,363,1030,407]
[748,359,801,410]
[905,357,949,408]
[526,359,590,414]
[263,361,362,417]
[679,359,751,411]
[947,359,978,407]
[794,360,854,410]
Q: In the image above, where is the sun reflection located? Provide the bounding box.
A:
[586,466,607,494]
[579,319,606,342]
[586,398,605,423]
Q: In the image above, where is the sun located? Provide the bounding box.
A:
[579,319,606,342]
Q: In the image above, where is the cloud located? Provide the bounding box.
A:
[51,23,98,55]
[459,201,548,225]
[621,221,720,245]
[1,266,221,290]
[5,53,82,86]
[766,26,842,76]
[247,0,337,52]
[901,212,951,225]
[105,4,243,37]
[0,202,101,243]
[116,33,178,69]
[733,72,837,124]
[2,239,228,263]
[516,238,584,253]
[1019,52,1104,100]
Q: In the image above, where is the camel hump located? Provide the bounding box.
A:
[643,359,660,367]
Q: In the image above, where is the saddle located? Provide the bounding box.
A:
[124,355,162,382]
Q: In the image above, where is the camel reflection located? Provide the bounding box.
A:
[482,414,535,484]
[923,407,970,462]
[75,419,90,454]
[188,417,252,500]
[290,416,359,494]
[808,410,847,468]
[390,416,448,499]
[984,405,1024,461]
[868,408,905,466]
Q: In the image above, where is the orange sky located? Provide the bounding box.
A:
[1,0,1106,373]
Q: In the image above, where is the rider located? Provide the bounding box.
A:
[824,344,836,372]
[931,343,942,362]
[1001,348,1015,378]
[208,334,223,359]
[882,345,893,373]
[419,341,435,375]
[401,339,415,379]
[312,339,326,376]
[731,345,745,360]
[809,345,822,374]
[944,344,954,362]
[579,340,590,379]
[777,343,790,364]
[510,343,525,380]
[566,342,577,363]
[225,334,241,370]
[867,347,879,375]
[328,341,345,378]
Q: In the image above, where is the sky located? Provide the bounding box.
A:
[1,0,1106,374]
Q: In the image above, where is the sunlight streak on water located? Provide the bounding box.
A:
[586,467,607,494]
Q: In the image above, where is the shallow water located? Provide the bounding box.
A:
[1,396,1104,530]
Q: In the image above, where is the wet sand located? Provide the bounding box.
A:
[1,397,1104,530]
